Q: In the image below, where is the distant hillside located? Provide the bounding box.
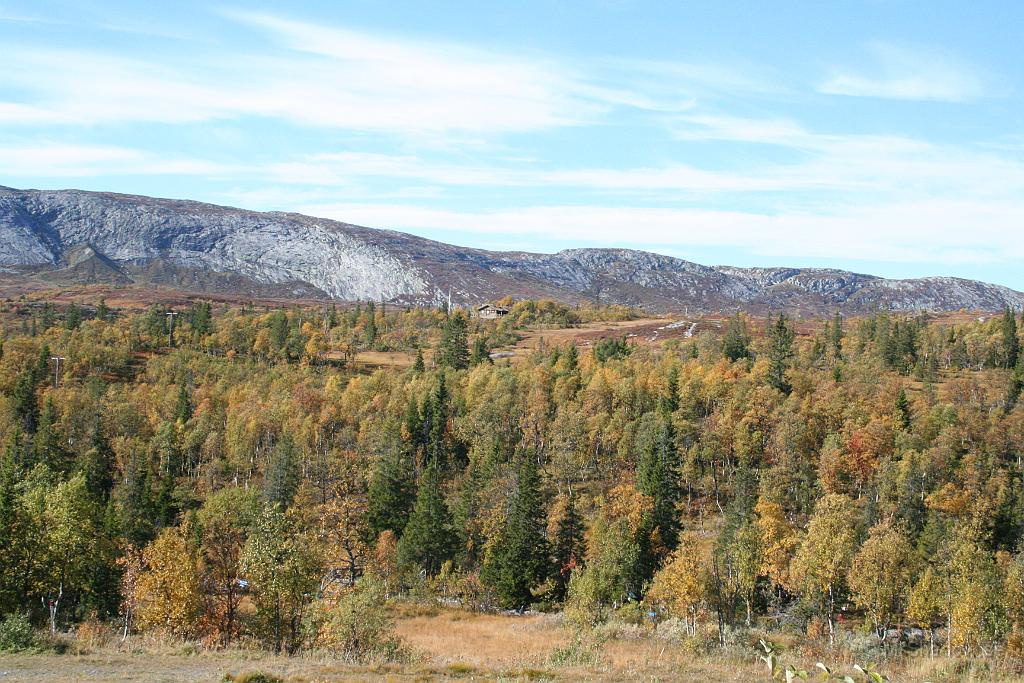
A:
[2,186,1022,314]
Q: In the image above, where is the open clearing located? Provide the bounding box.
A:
[2,608,1006,682]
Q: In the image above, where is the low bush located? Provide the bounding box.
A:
[0,613,36,652]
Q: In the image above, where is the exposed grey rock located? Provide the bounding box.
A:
[1,186,1022,314]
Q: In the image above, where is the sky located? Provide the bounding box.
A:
[2,1,1024,289]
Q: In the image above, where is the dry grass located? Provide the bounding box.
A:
[394,607,569,669]
[6,608,1024,682]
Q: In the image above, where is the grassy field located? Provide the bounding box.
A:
[3,606,1024,682]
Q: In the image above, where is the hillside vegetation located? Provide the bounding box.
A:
[2,295,1024,680]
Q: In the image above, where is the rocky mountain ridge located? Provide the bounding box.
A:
[2,186,1022,314]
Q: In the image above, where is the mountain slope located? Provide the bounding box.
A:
[1,186,1021,313]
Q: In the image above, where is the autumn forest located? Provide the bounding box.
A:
[2,295,1024,681]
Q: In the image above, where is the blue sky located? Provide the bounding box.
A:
[2,1,1024,289]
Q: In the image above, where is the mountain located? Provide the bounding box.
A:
[1,186,1022,314]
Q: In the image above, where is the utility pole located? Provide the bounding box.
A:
[166,311,179,347]
[50,356,66,387]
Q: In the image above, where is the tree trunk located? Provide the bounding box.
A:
[826,584,836,646]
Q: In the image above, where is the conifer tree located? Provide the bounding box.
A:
[470,336,491,365]
[12,369,38,434]
[895,388,912,430]
[395,464,457,576]
[34,397,65,473]
[1003,307,1020,370]
[173,382,193,425]
[722,313,751,361]
[64,302,82,330]
[829,311,844,359]
[659,366,679,415]
[412,347,425,373]
[482,454,549,609]
[551,492,584,600]
[81,418,115,503]
[564,343,579,373]
[635,414,681,579]
[437,312,469,370]
[766,314,795,393]
[367,446,416,538]
[265,435,300,510]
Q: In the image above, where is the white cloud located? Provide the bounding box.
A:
[295,200,1024,266]
[0,143,229,177]
[819,43,987,102]
[0,13,613,135]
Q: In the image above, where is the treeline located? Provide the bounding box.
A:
[1,300,1023,661]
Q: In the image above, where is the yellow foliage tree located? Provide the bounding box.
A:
[134,527,202,638]
[848,521,915,638]
[789,494,860,644]
[647,532,712,635]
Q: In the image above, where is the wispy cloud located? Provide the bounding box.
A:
[0,12,616,135]
[295,200,1024,266]
[0,143,228,177]
[819,43,987,102]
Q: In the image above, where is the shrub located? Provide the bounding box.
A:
[0,613,36,652]
[221,673,284,683]
[546,632,606,667]
[311,576,408,663]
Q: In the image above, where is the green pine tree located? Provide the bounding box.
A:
[767,314,795,393]
[470,336,491,365]
[81,418,115,503]
[395,464,457,576]
[551,492,583,601]
[895,388,912,430]
[722,313,751,361]
[34,397,65,473]
[174,381,193,425]
[635,413,681,579]
[482,455,549,609]
[264,435,300,509]
[829,311,844,359]
[1003,307,1020,369]
[367,446,416,538]
[437,312,470,370]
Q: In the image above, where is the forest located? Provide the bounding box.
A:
[2,293,1024,681]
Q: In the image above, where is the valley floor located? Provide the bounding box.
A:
[2,608,1023,682]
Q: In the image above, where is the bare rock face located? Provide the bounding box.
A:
[2,186,1022,313]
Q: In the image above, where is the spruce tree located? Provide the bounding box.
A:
[96,298,110,323]
[65,302,82,330]
[722,313,751,361]
[767,314,795,393]
[367,447,416,538]
[551,492,584,600]
[264,435,300,509]
[829,311,844,359]
[81,418,115,502]
[396,464,457,576]
[34,397,65,473]
[1003,307,1020,370]
[437,312,470,370]
[470,336,491,365]
[482,455,549,609]
[174,381,193,425]
[659,366,679,415]
[12,369,38,434]
[564,343,579,373]
[635,414,681,579]
[895,388,912,430]
[412,347,425,373]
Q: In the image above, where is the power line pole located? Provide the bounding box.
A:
[166,311,179,347]
[50,356,66,387]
